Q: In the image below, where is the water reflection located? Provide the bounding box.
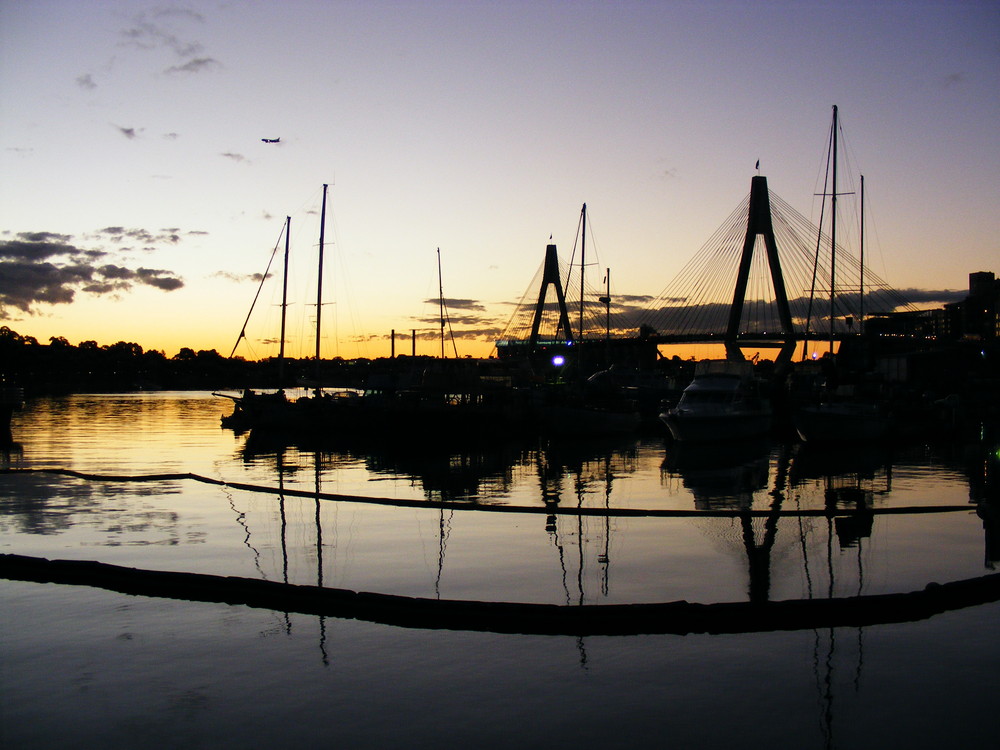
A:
[3,392,999,749]
[0,470,183,540]
[4,392,999,608]
[661,438,771,508]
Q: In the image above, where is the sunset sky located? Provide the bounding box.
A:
[2,0,997,361]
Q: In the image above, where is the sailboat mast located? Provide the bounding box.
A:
[437,247,445,359]
[579,203,587,343]
[278,216,290,386]
[604,268,611,344]
[829,105,838,354]
[315,184,328,392]
[860,174,865,336]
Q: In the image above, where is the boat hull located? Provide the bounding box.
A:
[541,404,641,436]
[661,409,771,442]
[794,403,889,443]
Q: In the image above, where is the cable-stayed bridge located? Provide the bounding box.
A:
[496,175,917,365]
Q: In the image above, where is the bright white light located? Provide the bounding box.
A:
[552,355,565,366]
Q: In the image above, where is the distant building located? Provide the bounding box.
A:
[964,271,1000,340]
[865,308,936,339]
[867,271,998,342]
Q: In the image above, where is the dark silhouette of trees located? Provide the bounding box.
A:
[0,326,270,394]
[0,326,379,395]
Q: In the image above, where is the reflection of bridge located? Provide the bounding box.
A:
[497,170,917,366]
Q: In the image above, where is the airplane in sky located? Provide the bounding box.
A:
[261,137,280,144]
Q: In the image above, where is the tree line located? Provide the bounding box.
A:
[0,326,371,395]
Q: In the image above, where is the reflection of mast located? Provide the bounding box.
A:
[573,467,589,669]
[227,489,265,578]
[599,452,612,597]
[314,449,329,667]
[538,448,571,602]
[436,508,453,599]
[277,448,291,634]
[538,441,619,605]
[807,457,871,748]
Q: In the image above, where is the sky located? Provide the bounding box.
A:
[1,0,997,361]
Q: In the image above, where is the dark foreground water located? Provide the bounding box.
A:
[2,392,998,748]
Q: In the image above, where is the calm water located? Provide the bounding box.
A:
[2,392,997,748]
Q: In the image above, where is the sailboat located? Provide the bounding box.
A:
[793,108,890,443]
[536,204,641,435]
[218,211,295,431]
[219,184,370,433]
[1,380,23,447]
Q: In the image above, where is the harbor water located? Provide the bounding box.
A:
[2,392,997,748]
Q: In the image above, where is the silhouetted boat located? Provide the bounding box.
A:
[1,383,23,447]
[659,360,771,441]
[794,400,889,442]
[219,184,331,432]
[539,398,641,436]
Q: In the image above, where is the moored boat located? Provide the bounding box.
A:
[794,400,889,443]
[659,360,771,442]
[1,383,24,447]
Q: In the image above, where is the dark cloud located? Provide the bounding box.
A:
[411,297,510,343]
[136,268,184,291]
[611,293,657,305]
[0,231,184,315]
[221,152,249,164]
[627,287,972,339]
[154,8,205,23]
[115,125,141,140]
[420,297,487,312]
[891,288,966,305]
[165,57,221,74]
[95,264,135,280]
[91,227,182,246]
[163,132,179,140]
[12,231,73,245]
[0,237,89,262]
[76,73,97,90]
[119,9,220,76]
[212,271,271,283]
[943,72,965,87]
[121,18,203,57]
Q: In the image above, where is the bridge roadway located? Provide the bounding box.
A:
[644,331,855,345]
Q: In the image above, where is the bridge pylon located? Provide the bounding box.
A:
[529,243,575,350]
[725,175,797,367]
